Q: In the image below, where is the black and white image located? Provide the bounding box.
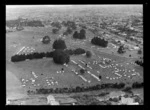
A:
[6,5,143,105]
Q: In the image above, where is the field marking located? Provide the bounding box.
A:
[78,75,87,82]
[31,71,38,78]
[99,64,107,68]
[87,71,100,81]
[71,60,78,64]
[16,46,26,54]
[78,64,85,69]
[86,65,92,69]
[114,73,122,77]
[78,60,86,65]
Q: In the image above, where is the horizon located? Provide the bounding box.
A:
[6,5,142,9]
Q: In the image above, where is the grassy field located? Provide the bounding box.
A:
[6,26,143,94]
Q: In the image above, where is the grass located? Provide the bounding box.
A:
[6,25,143,95]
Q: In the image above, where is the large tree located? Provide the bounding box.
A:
[52,49,70,65]
[72,29,86,40]
[52,38,67,50]
[91,37,108,48]
[79,28,86,39]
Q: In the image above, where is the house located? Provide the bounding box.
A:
[47,95,60,105]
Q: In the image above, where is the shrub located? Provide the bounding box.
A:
[52,38,67,50]
[42,35,50,44]
[79,68,86,75]
[86,51,92,58]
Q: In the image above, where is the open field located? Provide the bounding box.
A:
[6,26,143,94]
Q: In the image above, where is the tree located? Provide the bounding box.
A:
[79,28,86,39]
[52,38,67,50]
[86,51,92,58]
[52,49,70,65]
[72,29,86,40]
[91,37,108,48]
[117,45,126,54]
[73,31,79,39]
[42,35,50,44]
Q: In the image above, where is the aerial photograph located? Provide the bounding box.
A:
[6,5,143,105]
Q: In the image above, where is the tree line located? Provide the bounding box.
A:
[27,82,126,95]
[27,81,143,95]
